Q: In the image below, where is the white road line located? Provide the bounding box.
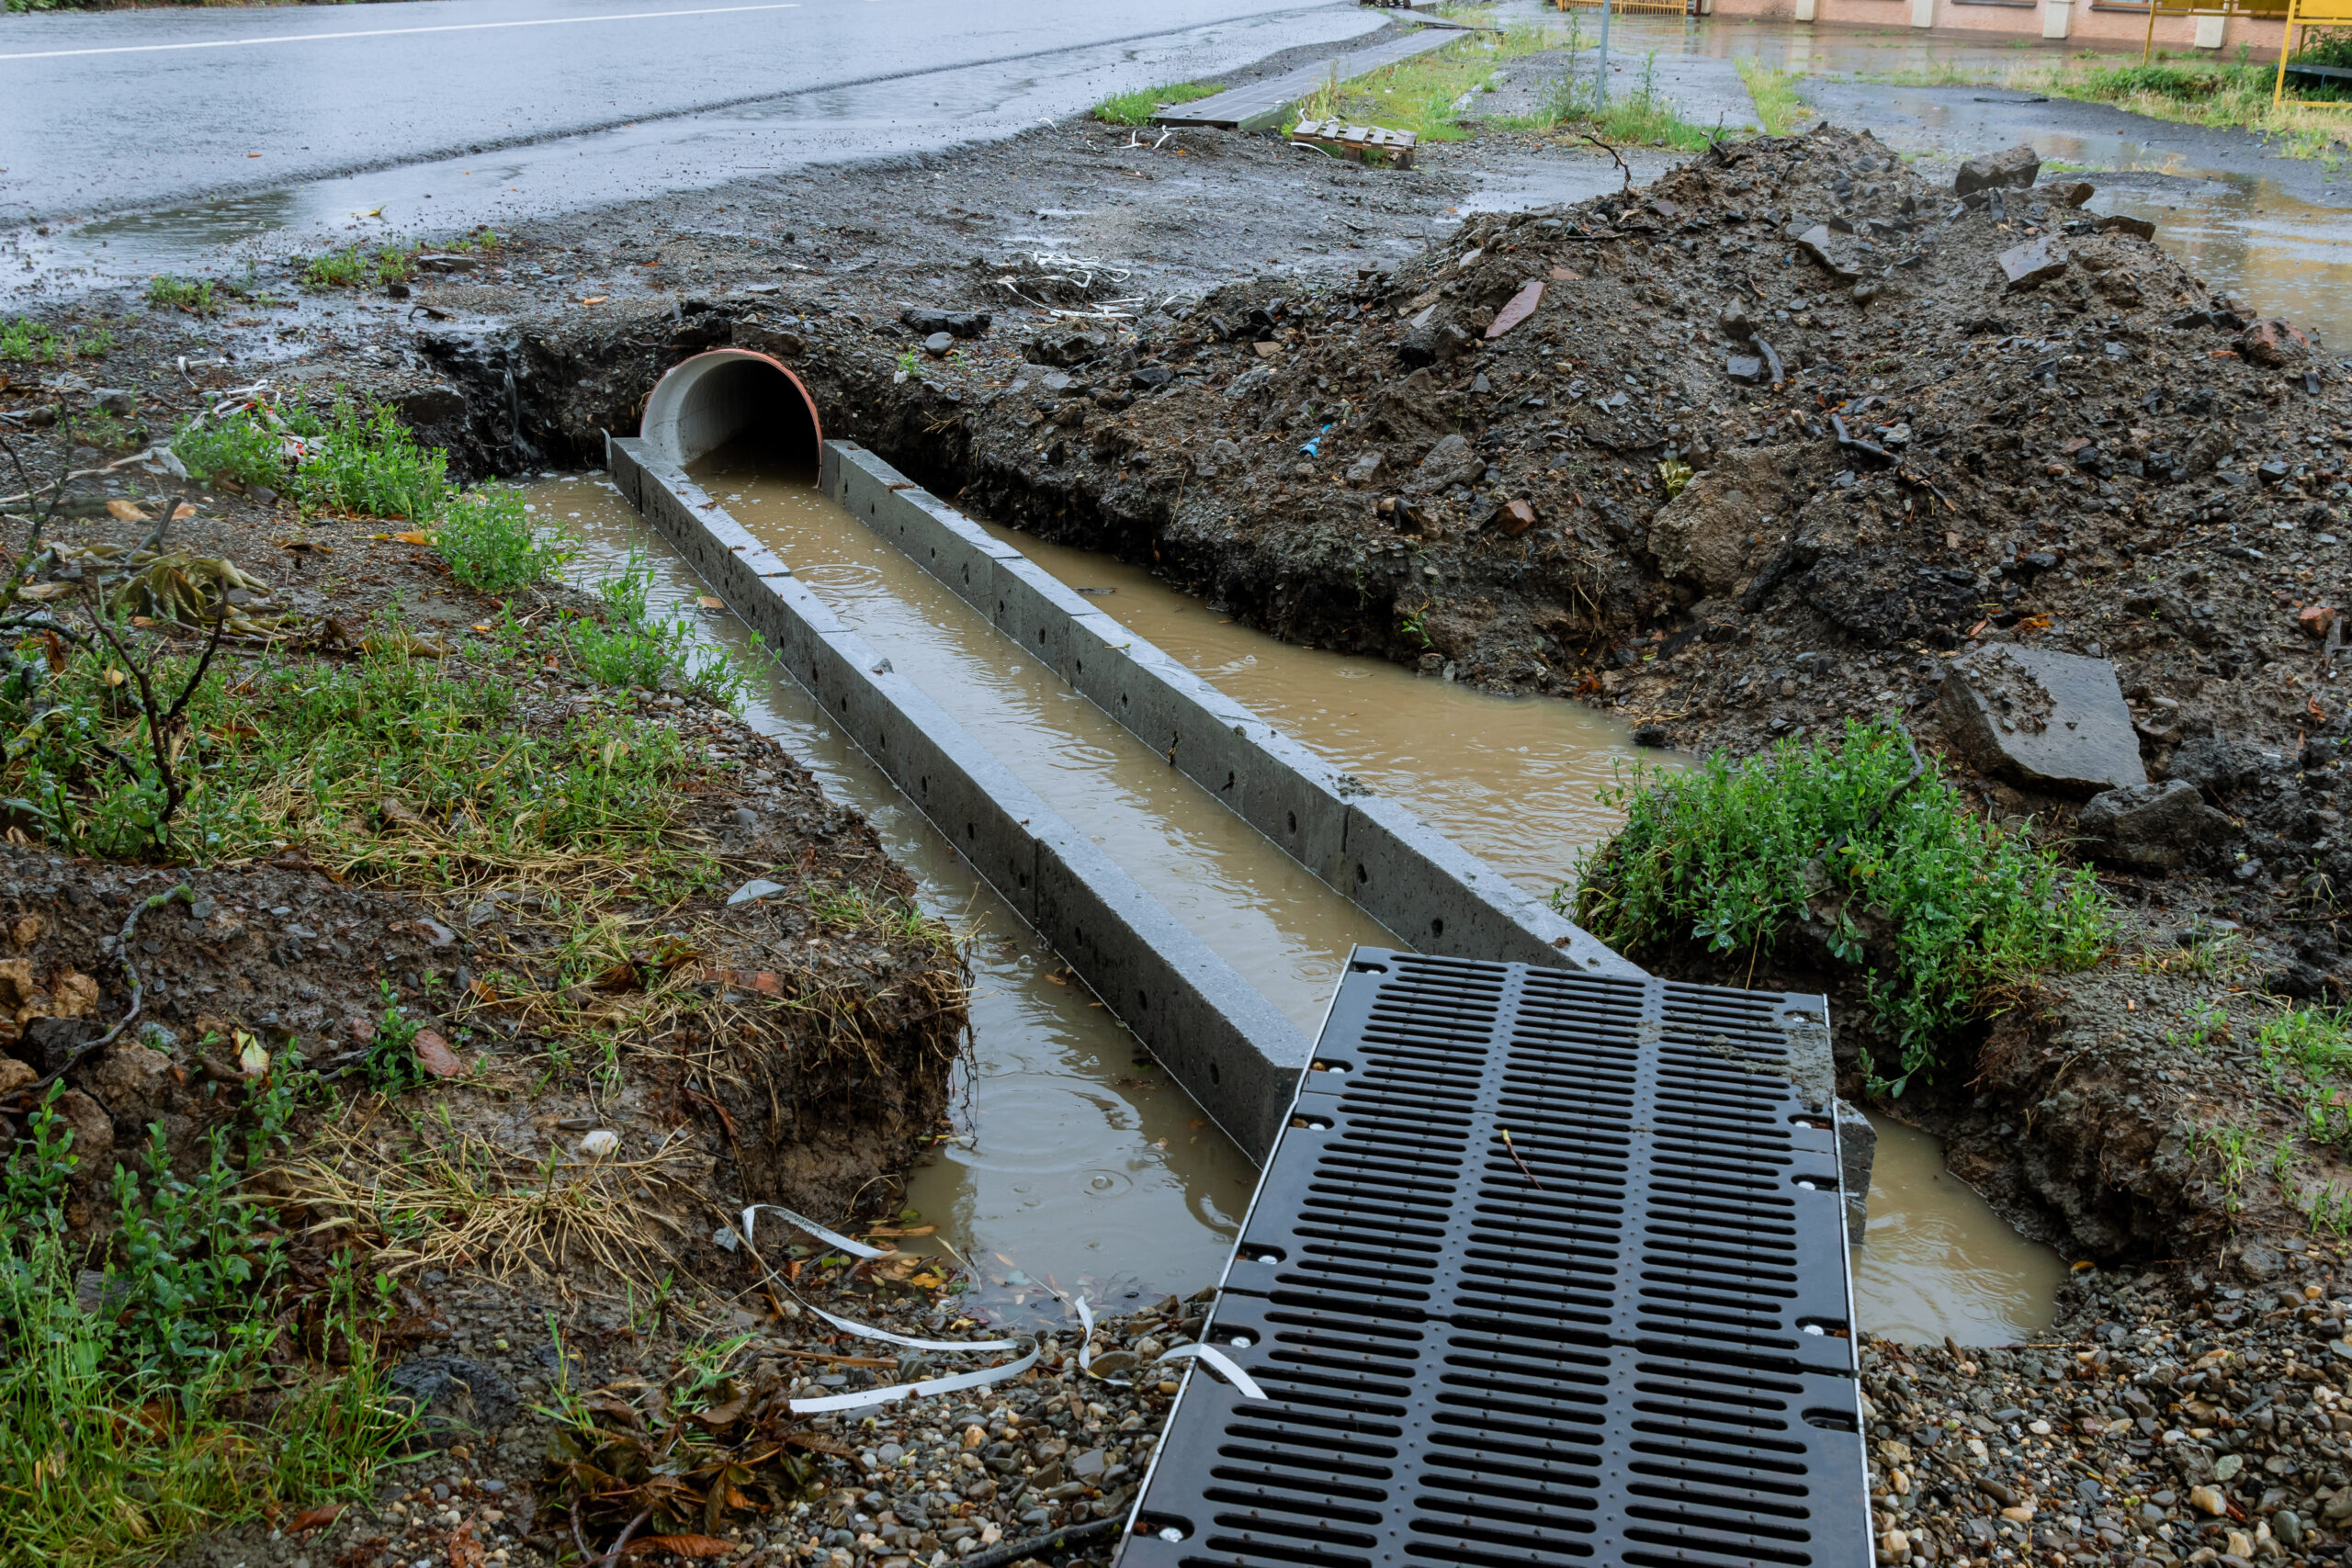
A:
[0,3,800,62]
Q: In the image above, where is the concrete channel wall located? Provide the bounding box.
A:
[820,442,1642,982]
[607,434,1310,1162]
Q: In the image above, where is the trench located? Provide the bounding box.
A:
[522,354,2070,1337]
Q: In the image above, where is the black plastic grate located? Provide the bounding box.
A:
[1125,951,1868,1568]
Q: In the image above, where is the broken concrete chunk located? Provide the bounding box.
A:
[1025,329,1106,367]
[1955,143,2041,196]
[1398,320,1469,367]
[1408,433,1482,494]
[899,307,990,338]
[2238,319,2314,367]
[1484,278,1544,340]
[2075,779,2208,873]
[1940,645,2147,797]
[1794,223,1869,284]
[1997,239,2069,292]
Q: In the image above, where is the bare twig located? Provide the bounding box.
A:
[81,589,232,848]
[1580,132,1634,193]
[17,884,194,1099]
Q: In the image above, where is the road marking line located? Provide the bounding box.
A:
[0,3,800,62]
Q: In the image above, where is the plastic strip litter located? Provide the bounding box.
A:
[1152,1343,1268,1401]
[1074,1296,1265,1400]
[741,1201,889,1260]
[786,1338,1044,1414]
[734,1204,1038,1414]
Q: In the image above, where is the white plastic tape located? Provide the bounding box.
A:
[786,1337,1043,1415]
[741,1202,889,1261]
[1155,1342,1268,1401]
[736,1203,1035,1414]
[1076,1296,1265,1400]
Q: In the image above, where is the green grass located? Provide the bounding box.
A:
[1565,718,2112,1093]
[433,485,571,594]
[560,555,744,706]
[145,275,219,317]
[1295,21,1564,144]
[1849,50,2352,161]
[0,1086,414,1568]
[173,397,449,522]
[1735,59,1811,137]
[7,610,728,876]
[1093,80,1221,125]
[0,318,111,365]
[1518,45,1727,152]
[299,242,420,291]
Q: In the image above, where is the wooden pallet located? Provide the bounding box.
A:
[1289,118,1419,167]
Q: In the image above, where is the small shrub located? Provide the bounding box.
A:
[565,556,744,706]
[435,486,571,592]
[365,983,428,1094]
[147,275,220,316]
[0,1079,411,1568]
[294,399,449,522]
[171,405,285,491]
[301,245,372,288]
[0,318,110,364]
[1567,718,2112,1092]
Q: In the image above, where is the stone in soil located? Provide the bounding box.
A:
[1939,644,2145,797]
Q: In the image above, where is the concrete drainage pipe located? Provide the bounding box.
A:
[639,348,822,470]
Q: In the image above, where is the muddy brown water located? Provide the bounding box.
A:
[526,463,2064,1339]
[1853,1111,2071,1347]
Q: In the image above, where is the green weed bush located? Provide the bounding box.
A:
[1092,81,1221,125]
[564,555,745,706]
[0,1086,411,1568]
[1567,718,2112,1092]
[145,275,219,317]
[172,398,448,522]
[435,486,571,593]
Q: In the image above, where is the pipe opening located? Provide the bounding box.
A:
[640,348,821,475]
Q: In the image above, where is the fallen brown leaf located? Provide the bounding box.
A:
[412,1030,464,1079]
[626,1535,735,1559]
[106,499,149,522]
[288,1503,348,1534]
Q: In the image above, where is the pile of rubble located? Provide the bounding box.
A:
[942,125,2344,786]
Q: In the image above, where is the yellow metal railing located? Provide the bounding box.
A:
[1550,0,1697,17]
[2134,0,2288,63]
[2275,0,2352,107]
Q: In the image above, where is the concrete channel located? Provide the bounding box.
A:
[611,348,1641,1162]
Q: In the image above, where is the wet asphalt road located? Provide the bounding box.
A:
[0,0,1380,231]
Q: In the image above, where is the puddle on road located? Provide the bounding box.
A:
[1853,1112,2071,1347]
[2093,181,2352,353]
[525,463,2067,1340]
